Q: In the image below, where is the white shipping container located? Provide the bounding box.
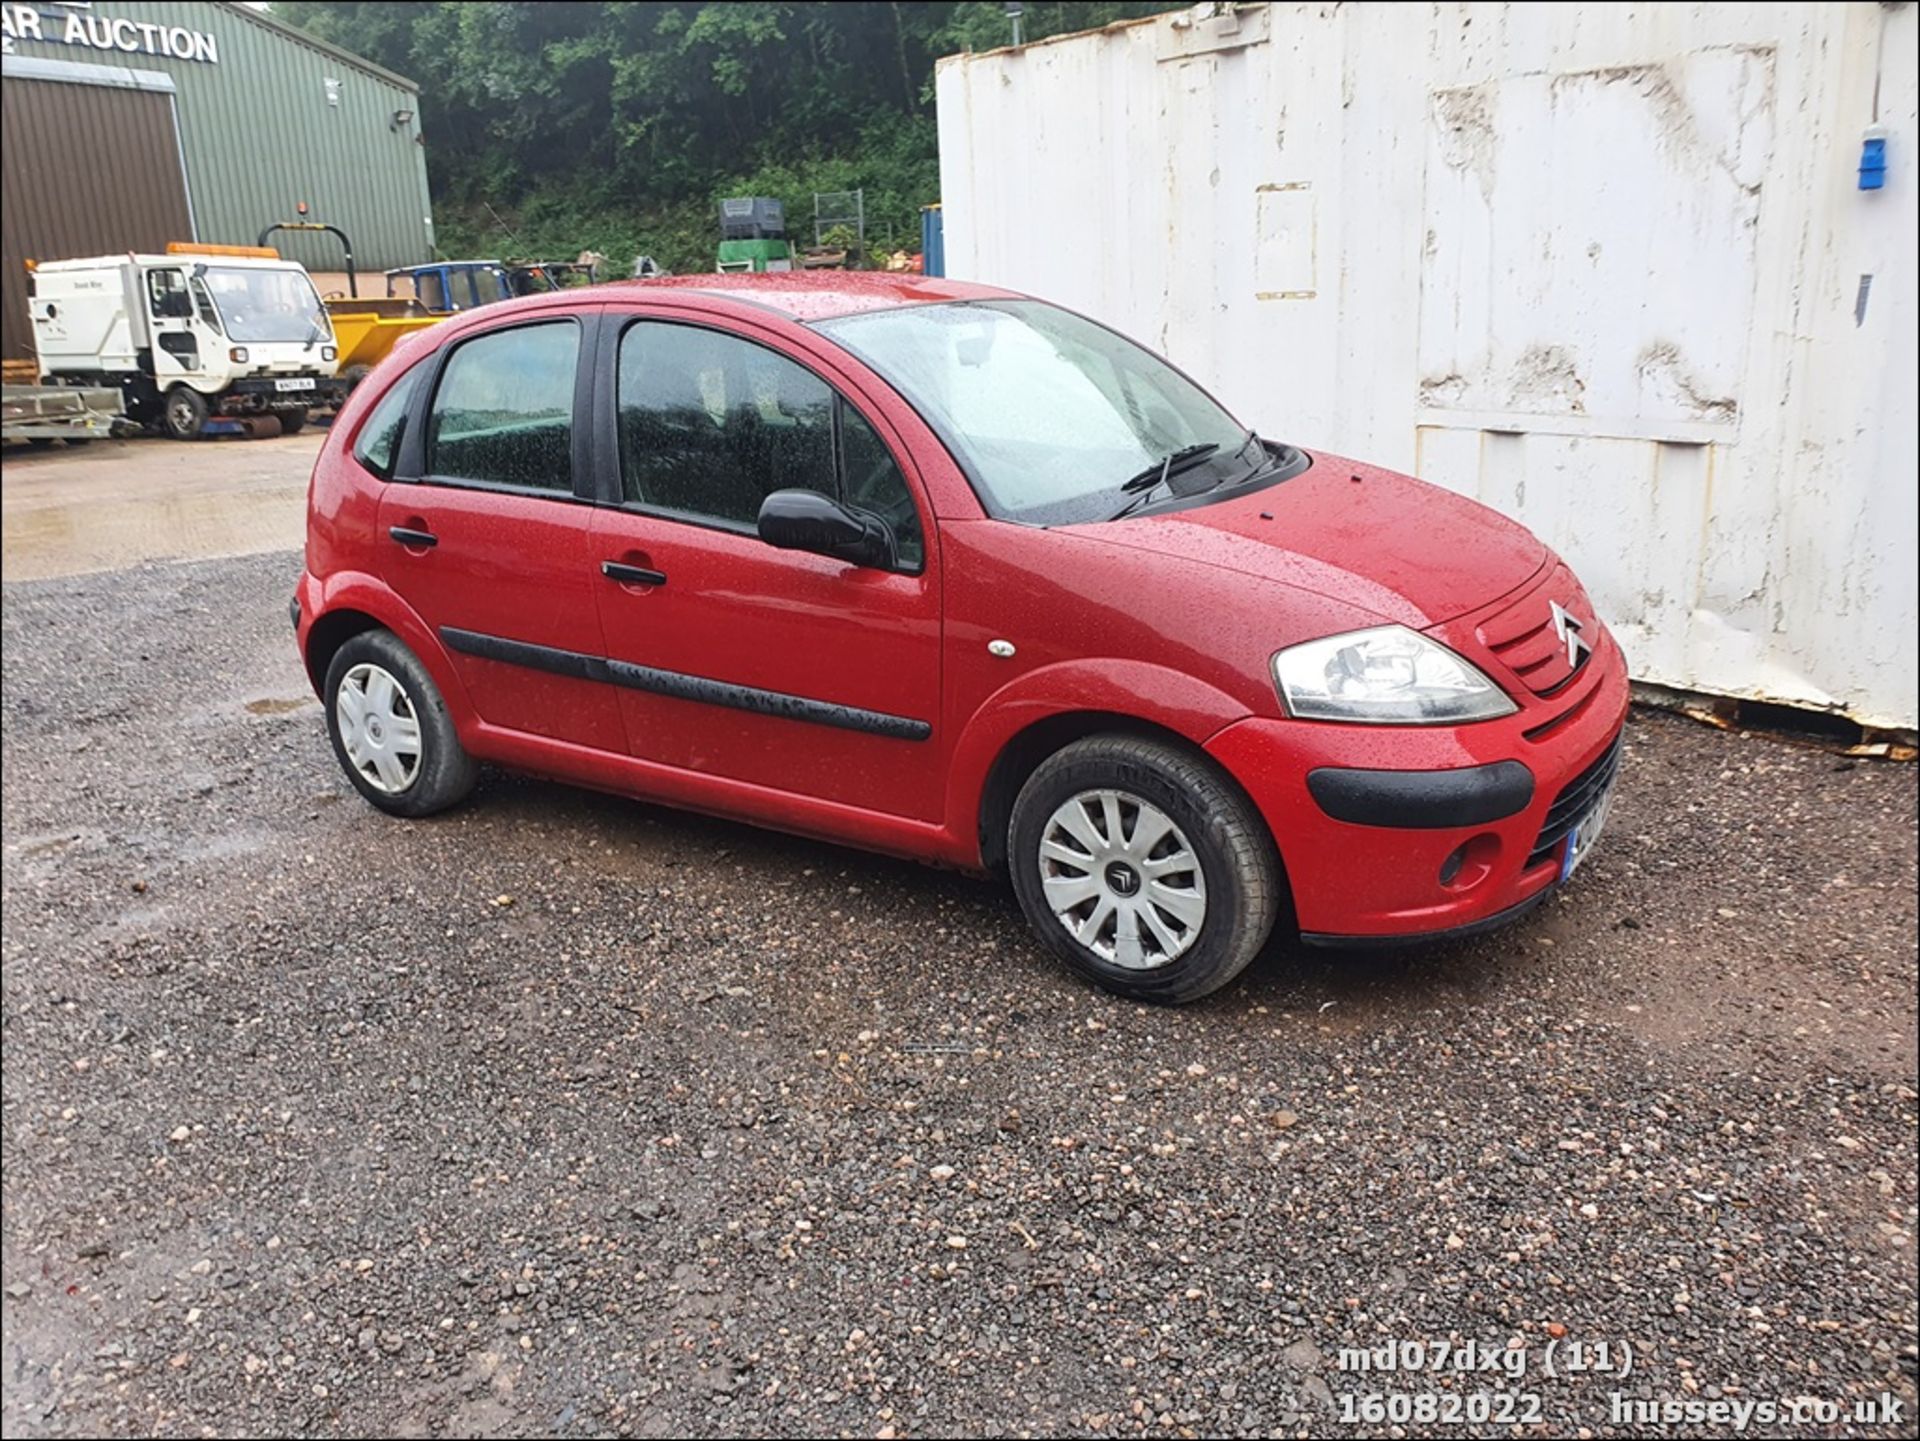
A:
[937,1,1918,730]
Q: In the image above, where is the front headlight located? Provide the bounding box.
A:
[1273,625,1516,724]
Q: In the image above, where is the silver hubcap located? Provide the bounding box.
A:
[1038,789,1207,969]
[335,662,422,794]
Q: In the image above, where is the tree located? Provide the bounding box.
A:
[276,1,1185,271]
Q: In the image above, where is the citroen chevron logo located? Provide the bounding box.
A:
[1549,600,1592,671]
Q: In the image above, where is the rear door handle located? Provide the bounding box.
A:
[601,561,667,587]
[389,526,438,548]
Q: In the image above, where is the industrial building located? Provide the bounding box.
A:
[1,0,434,363]
[938,1,1918,731]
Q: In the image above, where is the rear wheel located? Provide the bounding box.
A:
[162,385,209,440]
[278,407,308,435]
[323,630,475,817]
[1008,735,1280,1004]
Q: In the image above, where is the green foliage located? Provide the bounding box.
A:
[277,2,1184,272]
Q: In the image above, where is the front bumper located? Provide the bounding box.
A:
[1205,626,1629,940]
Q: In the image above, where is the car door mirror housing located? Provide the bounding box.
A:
[757,489,897,569]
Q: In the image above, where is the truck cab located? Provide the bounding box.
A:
[385,262,513,315]
[30,247,343,438]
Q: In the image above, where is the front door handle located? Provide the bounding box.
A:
[389,526,438,548]
[601,561,667,587]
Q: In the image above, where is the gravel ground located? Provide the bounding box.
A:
[3,551,1915,1439]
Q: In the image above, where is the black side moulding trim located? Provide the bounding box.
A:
[438,627,932,742]
[1306,759,1535,829]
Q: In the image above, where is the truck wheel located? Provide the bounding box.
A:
[343,365,371,389]
[163,386,209,440]
[278,407,308,435]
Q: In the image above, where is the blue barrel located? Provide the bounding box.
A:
[921,204,945,277]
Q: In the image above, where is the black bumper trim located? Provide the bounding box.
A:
[1300,883,1556,950]
[1306,759,1535,829]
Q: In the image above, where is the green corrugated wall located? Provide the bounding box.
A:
[3,0,434,273]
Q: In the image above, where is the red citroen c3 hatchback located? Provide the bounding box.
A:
[295,274,1627,1003]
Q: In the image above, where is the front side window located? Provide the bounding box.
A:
[841,405,923,570]
[617,322,836,525]
[817,299,1262,526]
[146,268,189,319]
[353,363,423,480]
[616,321,925,568]
[201,266,329,345]
[426,322,577,492]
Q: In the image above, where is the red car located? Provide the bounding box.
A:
[295,274,1627,1003]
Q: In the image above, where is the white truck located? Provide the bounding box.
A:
[28,247,346,439]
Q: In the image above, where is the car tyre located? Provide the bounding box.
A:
[1008,734,1281,1004]
[163,385,209,440]
[323,630,476,818]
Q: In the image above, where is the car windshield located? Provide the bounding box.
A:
[202,266,330,345]
[816,299,1259,525]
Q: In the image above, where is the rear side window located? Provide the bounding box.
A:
[352,364,422,480]
[426,322,577,492]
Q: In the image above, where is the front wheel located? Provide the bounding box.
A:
[1008,735,1281,1004]
[323,630,476,817]
[163,385,209,440]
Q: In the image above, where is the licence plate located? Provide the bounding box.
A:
[1560,782,1616,881]
[273,377,316,393]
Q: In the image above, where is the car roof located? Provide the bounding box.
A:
[598,271,1020,322]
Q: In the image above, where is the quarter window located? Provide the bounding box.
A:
[616,321,924,568]
[426,322,577,491]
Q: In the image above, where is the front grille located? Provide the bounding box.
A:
[1527,730,1624,869]
[1478,564,1594,696]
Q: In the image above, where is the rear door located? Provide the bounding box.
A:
[584,311,943,821]
[376,310,626,753]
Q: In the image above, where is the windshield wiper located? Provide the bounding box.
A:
[1120,442,1220,493]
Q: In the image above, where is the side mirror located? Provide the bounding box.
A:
[757,489,896,570]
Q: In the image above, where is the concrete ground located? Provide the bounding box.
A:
[2,431,320,583]
[1,437,1915,1438]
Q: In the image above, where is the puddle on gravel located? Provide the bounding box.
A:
[244,696,315,715]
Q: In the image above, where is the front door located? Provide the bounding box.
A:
[143,266,202,383]
[586,314,942,821]
[376,313,626,754]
